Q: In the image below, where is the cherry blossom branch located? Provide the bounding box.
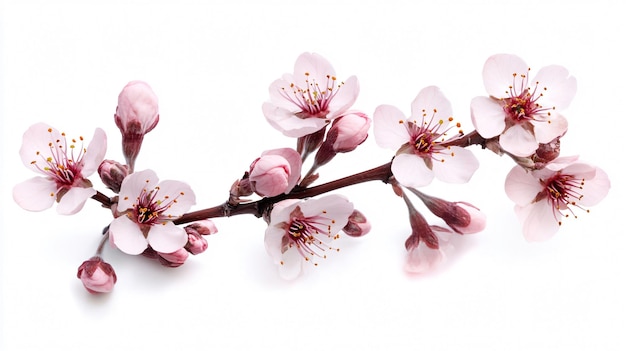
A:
[173,162,393,224]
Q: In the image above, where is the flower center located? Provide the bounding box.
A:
[283,207,340,265]
[398,110,462,161]
[280,72,344,118]
[31,128,86,187]
[502,70,555,124]
[131,186,184,225]
[541,172,587,225]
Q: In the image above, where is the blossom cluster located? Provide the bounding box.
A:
[13,53,610,294]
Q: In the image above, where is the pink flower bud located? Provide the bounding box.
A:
[413,190,486,234]
[328,111,370,153]
[184,224,211,255]
[342,209,371,237]
[185,220,218,236]
[76,256,117,294]
[249,148,302,197]
[114,81,159,172]
[98,159,129,193]
[157,248,189,268]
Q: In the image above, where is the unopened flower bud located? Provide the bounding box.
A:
[98,160,129,193]
[114,80,159,172]
[314,112,370,168]
[413,190,486,234]
[184,225,210,255]
[185,220,218,236]
[342,209,371,237]
[249,148,302,197]
[532,137,561,168]
[157,248,189,268]
[328,112,370,153]
[76,256,117,294]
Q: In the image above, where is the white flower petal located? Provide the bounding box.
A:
[299,194,354,232]
[532,114,568,143]
[470,96,507,138]
[264,229,286,263]
[576,166,610,207]
[410,86,453,123]
[147,222,188,253]
[262,102,328,138]
[109,216,148,255]
[373,104,410,150]
[532,65,577,110]
[515,201,560,242]
[504,165,544,205]
[154,180,196,217]
[118,169,159,211]
[391,154,434,188]
[81,128,107,176]
[432,146,479,183]
[278,246,304,280]
[56,186,96,215]
[482,54,529,98]
[499,124,538,157]
[12,177,57,212]
[327,75,359,119]
[293,52,336,88]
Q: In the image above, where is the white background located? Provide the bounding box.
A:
[1,1,623,350]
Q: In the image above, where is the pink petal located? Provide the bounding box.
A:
[482,54,529,98]
[431,146,479,183]
[19,123,63,172]
[410,86,453,123]
[56,186,97,215]
[12,177,57,212]
[264,228,286,263]
[267,78,301,112]
[154,180,196,217]
[499,124,539,157]
[391,154,434,188]
[81,128,107,176]
[299,194,354,231]
[293,52,336,88]
[515,202,560,242]
[327,75,359,119]
[278,246,304,280]
[109,216,148,255]
[118,169,159,211]
[470,96,506,138]
[505,165,544,205]
[147,222,188,253]
[262,102,328,138]
[373,104,410,150]
[532,114,568,143]
[576,166,610,207]
[532,65,577,110]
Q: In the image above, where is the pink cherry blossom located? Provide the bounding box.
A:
[262,52,360,138]
[505,158,610,241]
[76,256,117,294]
[374,86,479,188]
[471,54,576,157]
[404,216,453,274]
[109,169,196,254]
[114,80,160,171]
[13,123,107,215]
[264,195,354,280]
[248,148,302,197]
